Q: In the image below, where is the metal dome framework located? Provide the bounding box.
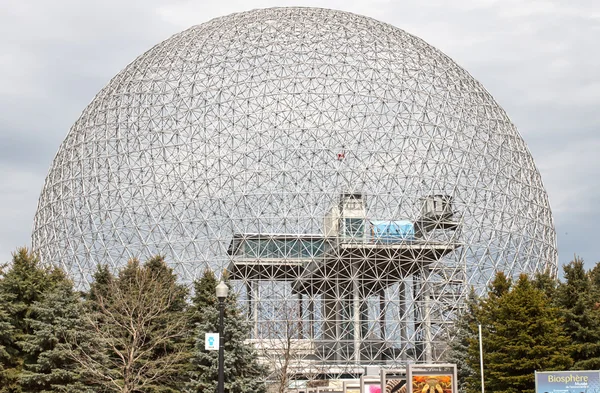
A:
[32,7,556,378]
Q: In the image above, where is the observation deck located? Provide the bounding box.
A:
[227,234,461,294]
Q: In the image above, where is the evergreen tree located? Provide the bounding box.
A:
[473,273,572,393]
[87,263,113,306]
[554,258,600,369]
[189,269,219,328]
[446,288,479,393]
[488,271,511,299]
[19,273,92,392]
[187,270,266,393]
[0,291,16,391]
[464,272,512,393]
[533,269,559,299]
[589,261,600,293]
[0,248,63,393]
[143,256,190,391]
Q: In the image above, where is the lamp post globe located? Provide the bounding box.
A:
[216,281,229,300]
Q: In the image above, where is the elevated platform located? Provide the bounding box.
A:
[294,240,461,295]
[227,233,461,295]
[227,233,326,281]
[228,257,311,281]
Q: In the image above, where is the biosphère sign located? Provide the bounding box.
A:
[536,371,600,393]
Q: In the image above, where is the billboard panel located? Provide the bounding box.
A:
[406,364,457,393]
[385,379,405,393]
[536,371,600,393]
[411,375,453,393]
[380,368,406,393]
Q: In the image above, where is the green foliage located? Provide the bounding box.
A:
[0,291,17,391]
[189,269,218,328]
[187,270,266,393]
[4,248,599,393]
[589,261,600,291]
[0,247,66,393]
[488,271,511,299]
[446,288,479,393]
[554,257,600,369]
[463,272,572,393]
[533,269,559,299]
[19,276,92,392]
[87,263,113,305]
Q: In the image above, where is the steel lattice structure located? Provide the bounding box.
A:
[32,7,556,377]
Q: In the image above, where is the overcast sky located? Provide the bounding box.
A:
[1,0,598,271]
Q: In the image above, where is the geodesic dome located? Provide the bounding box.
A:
[33,7,556,374]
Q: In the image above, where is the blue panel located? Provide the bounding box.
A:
[370,220,414,242]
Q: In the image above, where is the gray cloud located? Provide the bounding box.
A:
[1,0,598,270]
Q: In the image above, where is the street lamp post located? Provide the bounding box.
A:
[479,324,485,393]
[216,281,229,393]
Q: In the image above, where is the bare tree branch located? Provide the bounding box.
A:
[66,261,190,393]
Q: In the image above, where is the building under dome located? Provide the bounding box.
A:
[32,7,556,380]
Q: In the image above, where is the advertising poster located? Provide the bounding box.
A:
[536,371,600,393]
[384,379,405,393]
[363,382,381,393]
[411,375,453,393]
[381,369,406,393]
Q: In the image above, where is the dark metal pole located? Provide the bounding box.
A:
[218,297,225,393]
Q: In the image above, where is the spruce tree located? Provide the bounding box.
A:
[446,288,479,393]
[554,258,600,369]
[0,291,16,391]
[463,272,512,393]
[19,273,92,392]
[143,256,191,392]
[0,248,63,393]
[589,261,600,292]
[475,273,572,393]
[533,269,559,299]
[187,270,266,393]
[189,269,219,328]
[87,263,113,306]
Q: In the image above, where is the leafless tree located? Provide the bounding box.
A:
[68,259,190,393]
[257,299,323,393]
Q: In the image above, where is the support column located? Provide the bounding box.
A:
[308,295,315,339]
[379,289,386,339]
[252,281,259,339]
[413,275,423,361]
[246,282,252,318]
[360,298,369,341]
[322,288,337,360]
[298,293,304,339]
[246,281,259,339]
[379,289,386,362]
[424,274,433,363]
[399,280,407,361]
[353,278,361,365]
